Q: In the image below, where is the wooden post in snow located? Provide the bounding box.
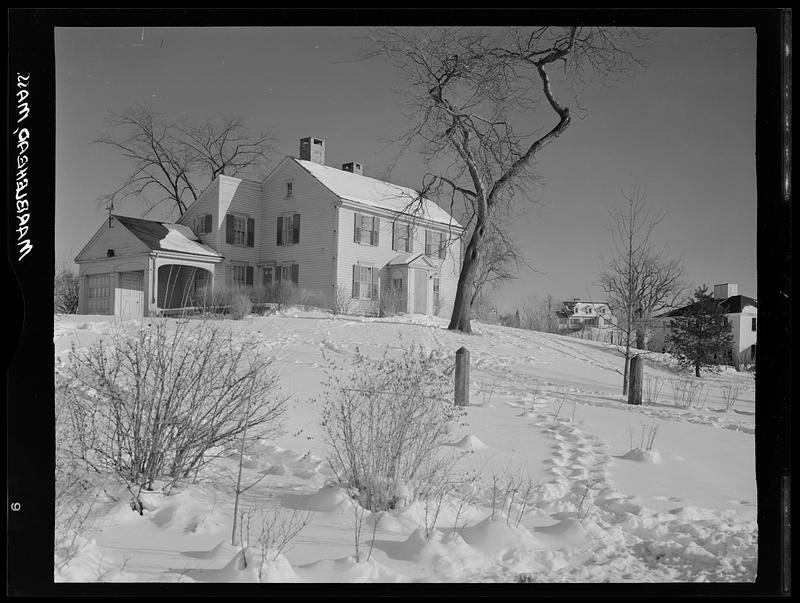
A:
[628,355,643,405]
[455,347,470,406]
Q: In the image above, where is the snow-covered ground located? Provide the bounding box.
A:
[53,310,757,583]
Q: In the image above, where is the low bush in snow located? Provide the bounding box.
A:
[319,343,467,513]
[54,266,80,314]
[59,319,287,512]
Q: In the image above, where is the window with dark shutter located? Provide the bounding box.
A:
[291,264,299,285]
[247,218,255,247]
[293,214,301,244]
[246,266,254,286]
[277,216,283,246]
[204,214,212,234]
[226,214,234,244]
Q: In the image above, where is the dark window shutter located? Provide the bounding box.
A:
[372,268,379,300]
[204,214,212,234]
[246,266,254,286]
[352,265,360,298]
[277,216,283,246]
[291,264,299,285]
[354,212,360,243]
[293,214,300,244]
[247,218,255,247]
[226,214,234,244]
[373,217,380,246]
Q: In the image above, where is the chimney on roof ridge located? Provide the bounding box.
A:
[713,283,738,300]
[341,161,363,176]
[300,137,325,165]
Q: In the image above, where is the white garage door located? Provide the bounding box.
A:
[86,273,111,315]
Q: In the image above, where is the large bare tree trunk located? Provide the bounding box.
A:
[448,221,487,334]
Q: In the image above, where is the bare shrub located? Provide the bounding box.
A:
[230,291,252,320]
[379,284,405,317]
[643,375,665,406]
[54,266,80,314]
[236,503,313,579]
[719,384,742,411]
[576,478,601,520]
[330,283,354,316]
[486,470,542,526]
[671,375,707,409]
[272,282,299,312]
[319,343,466,513]
[478,381,498,407]
[61,319,287,512]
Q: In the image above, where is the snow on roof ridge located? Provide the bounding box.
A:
[294,158,462,229]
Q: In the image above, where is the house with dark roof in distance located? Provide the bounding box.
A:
[74,137,465,319]
[647,283,757,368]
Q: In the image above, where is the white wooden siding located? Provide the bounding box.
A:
[336,203,462,316]
[75,220,150,262]
[259,160,337,296]
[177,179,220,250]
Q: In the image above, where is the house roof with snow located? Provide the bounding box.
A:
[293,158,463,229]
[113,215,221,257]
[663,294,758,318]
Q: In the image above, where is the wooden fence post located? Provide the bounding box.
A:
[455,347,470,407]
[628,355,643,405]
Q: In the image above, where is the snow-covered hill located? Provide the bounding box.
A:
[53,311,756,583]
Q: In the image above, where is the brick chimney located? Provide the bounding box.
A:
[713,283,738,300]
[299,137,325,165]
[341,161,363,176]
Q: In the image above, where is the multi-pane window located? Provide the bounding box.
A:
[225,214,254,247]
[233,216,247,245]
[352,265,377,299]
[193,214,212,236]
[273,264,299,285]
[231,264,253,288]
[285,181,293,198]
[263,266,273,287]
[354,213,380,246]
[393,222,413,252]
[425,230,446,259]
[277,214,300,246]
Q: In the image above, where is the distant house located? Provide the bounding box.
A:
[556,299,615,340]
[648,283,757,367]
[74,137,465,319]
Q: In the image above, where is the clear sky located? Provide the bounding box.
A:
[55,26,757,311]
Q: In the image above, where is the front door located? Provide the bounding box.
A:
[117,271,144,318]
[414,268,428,314]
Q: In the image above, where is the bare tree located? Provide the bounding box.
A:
[599,185,686,394]
[367,27,645,333]
[95,104,276,219]
[469,221,525,308]
[518,293,560,333]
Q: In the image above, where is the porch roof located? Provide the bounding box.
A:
[387,252,438,269]
[114,215,221,258]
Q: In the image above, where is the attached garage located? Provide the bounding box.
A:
[75,215,222,318]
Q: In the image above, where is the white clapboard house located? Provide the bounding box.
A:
[74,137,465,319]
